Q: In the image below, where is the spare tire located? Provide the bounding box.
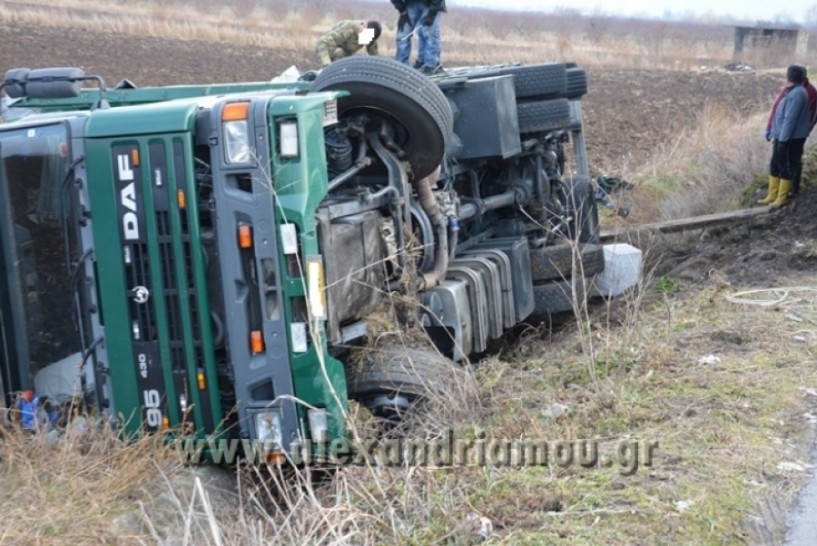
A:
[530,242,605,282]
[564,68,588,99]
[516,98,571,134]
[444,63,567,100]
[493,63,567,99]
[531,277,586,316]
[311,57,453,180]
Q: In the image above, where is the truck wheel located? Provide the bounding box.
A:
[531,277,587,315]
[516,98,571,134]
[494,63,567,99]
[346,345,467,421]
[564,175,600,244]
[564,67,588,99]
[530,242,604,282]
[310,56,453,180]
[440,63,567,100]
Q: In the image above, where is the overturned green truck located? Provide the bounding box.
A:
[0,57,611,458]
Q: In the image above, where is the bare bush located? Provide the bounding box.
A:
[630,107,770,221]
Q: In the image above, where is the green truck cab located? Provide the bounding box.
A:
[0,58,606,461]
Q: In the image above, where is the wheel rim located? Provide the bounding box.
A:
[362,392,417,421]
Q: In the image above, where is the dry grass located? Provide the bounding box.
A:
[3,271,815,544]
[0,424,184,543]
[602,107,775,226]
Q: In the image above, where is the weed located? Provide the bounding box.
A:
[740,173,771,207]
[655,275,680,295]
[652,173,680,196]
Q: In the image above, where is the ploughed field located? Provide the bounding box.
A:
[1,24,782,174]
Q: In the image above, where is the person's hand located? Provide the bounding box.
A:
[765,128,772,141]
[422,10,437,26]
[397,12,411,30]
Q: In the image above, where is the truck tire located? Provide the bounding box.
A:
[531,277,587,315]
[516,98,571,134]
[494,63,567,99]
[310,56,453,180]
[346,345,466,421]
[564,175,600,244]
[440,63,567,100]
[530,242,605,282]
[563,68,588,99]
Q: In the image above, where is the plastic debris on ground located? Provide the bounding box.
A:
[697,354,721,366]
[270,65,301,82]
[593,243,643,297]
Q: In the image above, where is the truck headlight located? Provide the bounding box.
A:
[279,120,299,158]
[306,256,326,320]
[308,408,328,443]
[222,102,251,164]
[254,412,283,448]
[224,120,251,164]
[290,322,308,353]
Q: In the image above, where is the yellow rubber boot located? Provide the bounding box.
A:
[758,176,780,205]
[771,178,792,207]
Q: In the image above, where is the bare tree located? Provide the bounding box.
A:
[806,4,817,28]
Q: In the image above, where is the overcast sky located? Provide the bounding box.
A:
[449,0,813,24]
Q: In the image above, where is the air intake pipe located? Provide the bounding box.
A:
[413,166,449,290]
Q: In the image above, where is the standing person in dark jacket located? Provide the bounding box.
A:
[392,0,446,75]
[764,65,817,198]
[759,65,812,207]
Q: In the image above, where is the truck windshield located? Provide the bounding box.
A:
[0,123,80,380]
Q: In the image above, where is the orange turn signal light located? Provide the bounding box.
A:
[222,102,250,122]
[197,371,206,390]
[250,330,265,354]
[238,224,253,249]
[266,451,287,465]
[177,189,186,210]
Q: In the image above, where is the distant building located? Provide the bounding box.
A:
[733,25,809,66]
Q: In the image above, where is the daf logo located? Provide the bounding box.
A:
[117,153,140,241]
[131,286,150,304]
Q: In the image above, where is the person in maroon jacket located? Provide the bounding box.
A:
[765,65,817,198]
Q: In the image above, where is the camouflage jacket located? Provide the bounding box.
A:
[390,0,446,13]
[316,20,379,67]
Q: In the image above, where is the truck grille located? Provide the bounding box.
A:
[125,242,157,341]
[156,209,186,372]
[111,140,219,432]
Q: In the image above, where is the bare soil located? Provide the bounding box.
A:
[656,191,817,287]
